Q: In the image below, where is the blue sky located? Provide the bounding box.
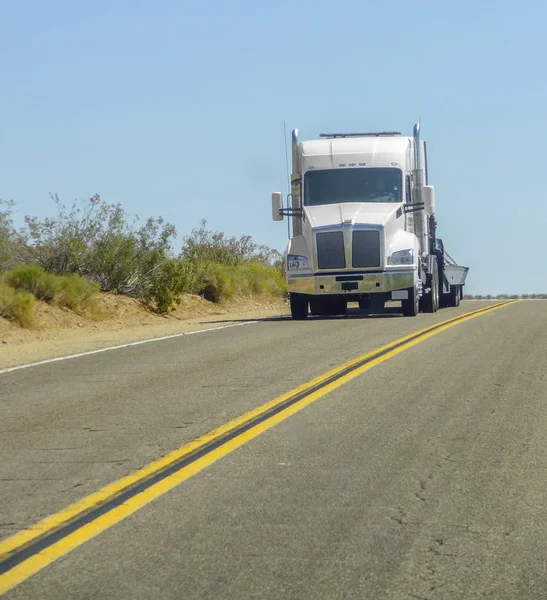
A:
[1,0,546,295]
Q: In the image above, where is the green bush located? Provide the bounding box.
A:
[180,223,285,305]
[239,262,285,295]
[139,259,195,314]
[23,194,177,298]
[4,195,287,314]
[3,265,98,312]
[199,263,237,302]
[3,264,60,302]
[55,273,99,311]
[194,261,285,303]
[0,283,36,328]
[181,220,283,272]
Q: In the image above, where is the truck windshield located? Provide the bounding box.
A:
[304,167,402,206]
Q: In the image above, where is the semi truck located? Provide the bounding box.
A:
[271,123,468,319]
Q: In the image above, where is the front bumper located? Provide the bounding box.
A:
[287,269,417,295]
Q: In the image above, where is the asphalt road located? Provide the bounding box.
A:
[1,300,546,599]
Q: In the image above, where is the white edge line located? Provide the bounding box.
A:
[0,321,258,376]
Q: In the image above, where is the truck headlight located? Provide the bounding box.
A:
[388,249,414,266]
[287,254,309,270]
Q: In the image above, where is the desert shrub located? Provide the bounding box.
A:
[0,283,36,327]
[139,258,195,313]
[3,264,98,312]
[181,220,283,270]
[3,264,61,302]
[193,261,285,302]
[55,273,99,311]
[4,196,286,314]
[24,194,176,294]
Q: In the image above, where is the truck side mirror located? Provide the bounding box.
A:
[271,192,284,221]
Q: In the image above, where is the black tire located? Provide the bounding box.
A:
[290,293,308,320]
[448,284,461,307]
[422,259,439,313]
[433,265,440,311]
[402,286,420,317]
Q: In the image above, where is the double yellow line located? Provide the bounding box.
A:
[0,300,518,594]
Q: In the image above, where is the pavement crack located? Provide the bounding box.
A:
[201,384,252,388]
[58,482,83,493]
[429,545,457,558]
[445,523,483,536]
[34,447,81,451]
[415,479,427,502]
[29,459,131,464]
[390,509,408,526]
[170,421,199,429]
[391,515,406,525]
[442,453,458,463]
[0,477,65,481]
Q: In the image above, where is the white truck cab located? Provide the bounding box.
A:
[272,124,468,319]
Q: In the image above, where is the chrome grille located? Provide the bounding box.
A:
[316,231,345,269]
[352,230,381,268]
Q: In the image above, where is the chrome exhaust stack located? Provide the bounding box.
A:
[412,123,426,255]
[292,128,299,169]
[291,128,302,236]
[413,123,422,185]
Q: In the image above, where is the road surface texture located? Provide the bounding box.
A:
[1,300,546,599]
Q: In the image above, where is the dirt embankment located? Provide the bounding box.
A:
[0,293,289,370]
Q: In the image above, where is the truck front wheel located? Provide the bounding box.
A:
[289,293,309,320]
[402,286,420,317]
